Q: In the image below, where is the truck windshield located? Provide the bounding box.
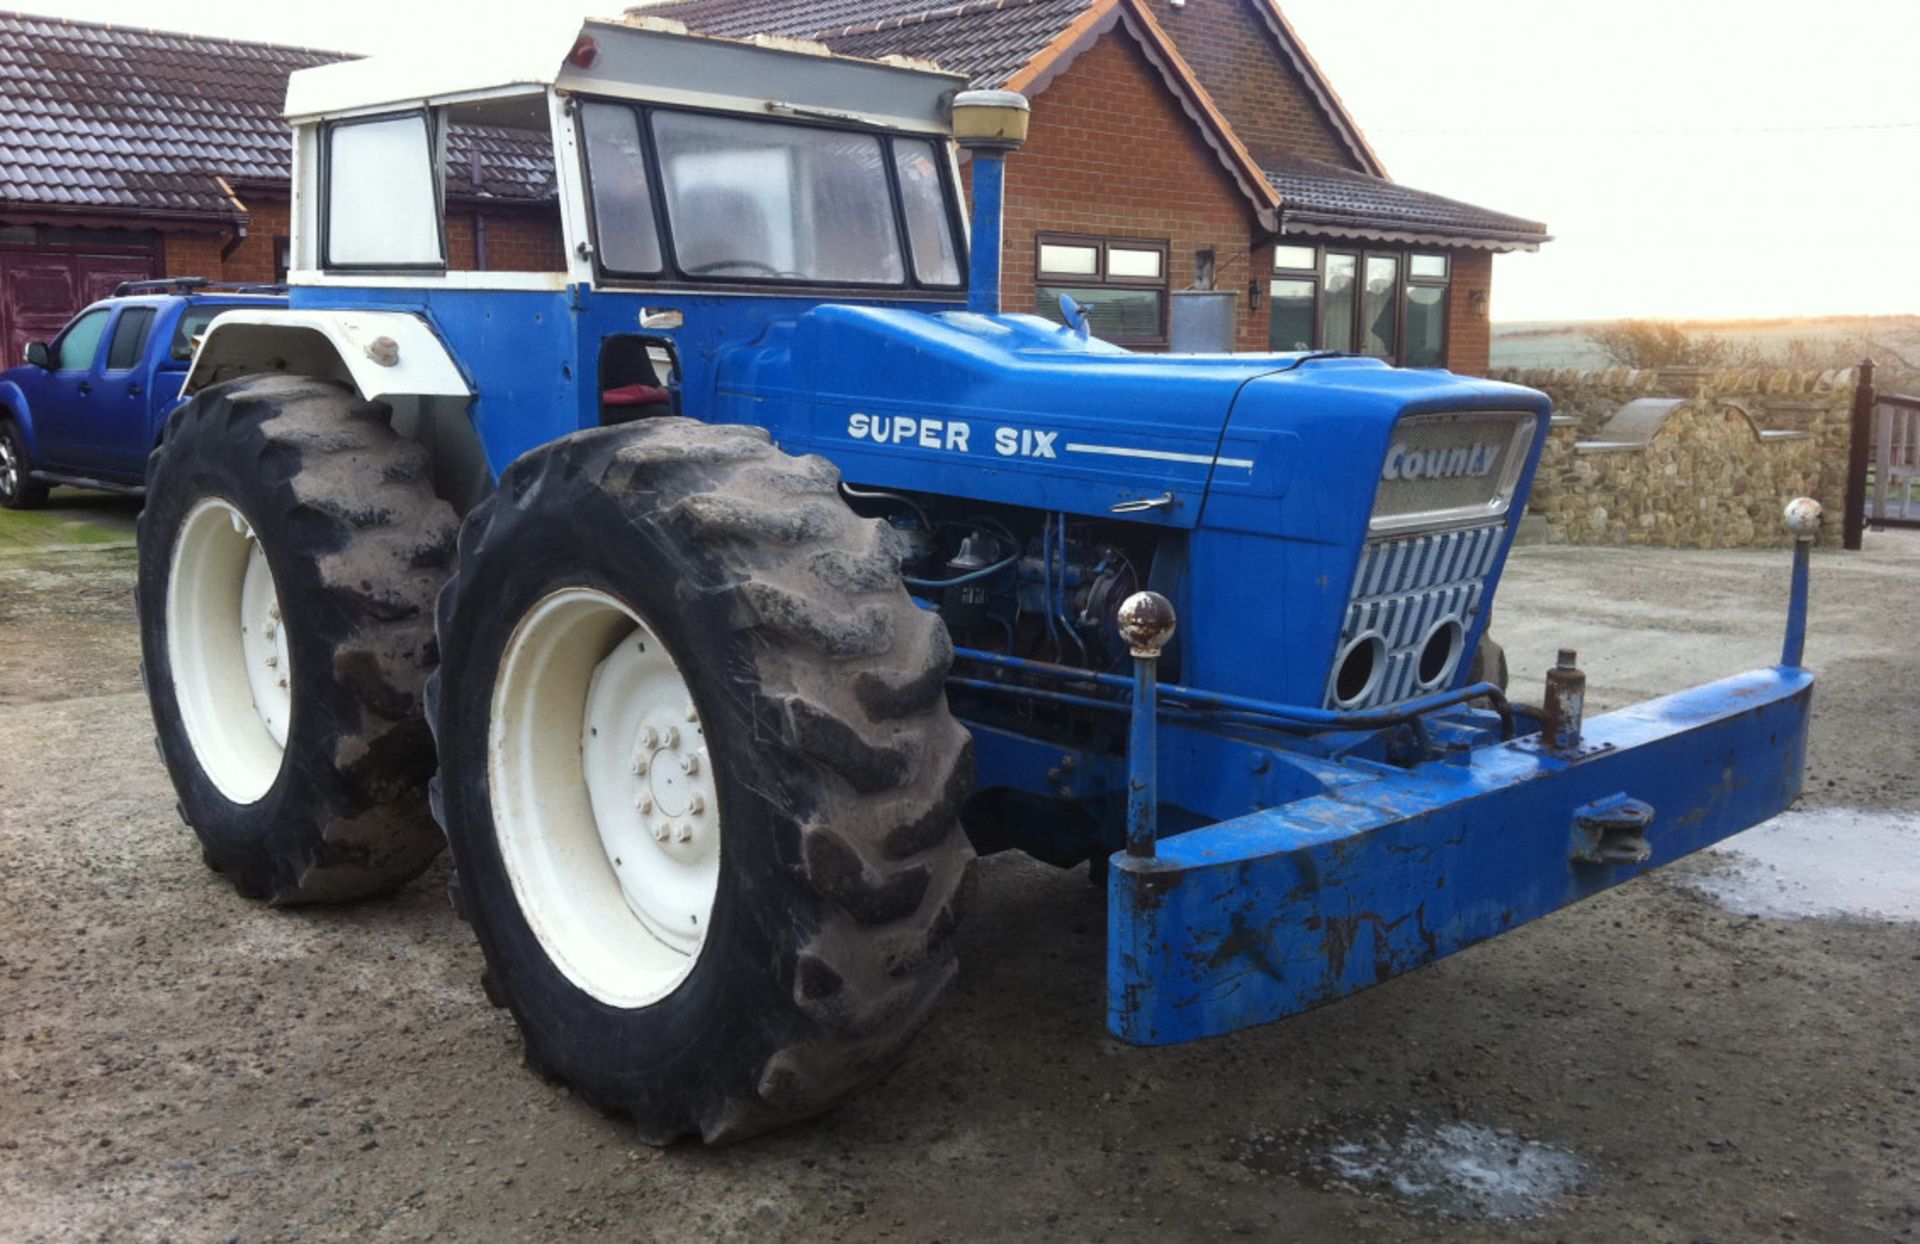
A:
[581,101,959,289]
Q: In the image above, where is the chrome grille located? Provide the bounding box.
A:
[1327,521,1506,709]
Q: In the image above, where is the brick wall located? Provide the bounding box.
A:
[446,205,566,271]
[160,200,289,284]
[995,31,1267,351]
[1445,248,1493,375]
[1139,0,1359,170]
[161,198,565,281]
[159,231,227,283]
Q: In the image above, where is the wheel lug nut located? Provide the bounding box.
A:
[674,823,693,843]
[264,654,278,668]
[663,726,680,748]
[634,793,653,813]
[679,753,698,775]
[651,822,669,842]
[687,793,705,815]
[629,755,647,776]
[684,701,699,723]
[269,602,280,621]
[639,726,659,747]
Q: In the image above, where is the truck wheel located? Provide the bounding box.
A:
[429,420,973,1143]
[0,418,48,509]
[137,375,458,902]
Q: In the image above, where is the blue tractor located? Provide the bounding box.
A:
[137,18,1819,1143]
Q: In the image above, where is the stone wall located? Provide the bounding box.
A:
[1490,366,1858,548]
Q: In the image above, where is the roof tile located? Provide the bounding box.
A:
[1265,153,1547,248]
[657,0,1094,88]
[0,12,553,218]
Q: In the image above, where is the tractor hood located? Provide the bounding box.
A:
[715,303,1550,534]
[717,305,1289,527]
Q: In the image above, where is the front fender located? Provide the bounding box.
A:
[0,378,37,451]
[185,310,472,404]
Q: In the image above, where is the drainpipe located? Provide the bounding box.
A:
[951,90,1030,316]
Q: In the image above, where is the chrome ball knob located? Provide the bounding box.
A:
[1783,496,1823,541]
[1116,591,1177,658]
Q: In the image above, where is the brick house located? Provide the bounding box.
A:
[661,0,1550,372]
[0,14,561,362]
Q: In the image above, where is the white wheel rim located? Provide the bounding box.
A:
[0,434,18,496]
[166,498,291,804]
[489,588,720,1009]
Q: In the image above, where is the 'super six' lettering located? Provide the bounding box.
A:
[847,414,1055,458]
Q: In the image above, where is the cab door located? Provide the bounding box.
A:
[21,305,111,469]
[77,304,158,478]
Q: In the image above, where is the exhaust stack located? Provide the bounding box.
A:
[951,89,1030,316]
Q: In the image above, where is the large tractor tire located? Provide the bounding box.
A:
[428,419,974,1144]
[137,375,458,902]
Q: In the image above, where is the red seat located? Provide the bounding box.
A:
[602,384,671,407]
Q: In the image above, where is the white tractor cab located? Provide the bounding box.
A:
[184,14,978,515]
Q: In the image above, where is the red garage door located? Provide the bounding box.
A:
[0,246,157,366]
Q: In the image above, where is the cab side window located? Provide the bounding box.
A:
[105,308,156,371]
[51,308,110,371]
[325,112,444,269]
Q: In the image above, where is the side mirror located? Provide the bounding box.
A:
[24,341,49,368]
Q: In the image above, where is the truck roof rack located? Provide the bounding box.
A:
[110,277,288,298]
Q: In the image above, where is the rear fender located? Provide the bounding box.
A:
[185,310,471,403]
[184,310,490,515]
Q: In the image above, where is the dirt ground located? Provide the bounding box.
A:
[3,495,1917,1243]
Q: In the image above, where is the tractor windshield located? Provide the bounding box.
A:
[580,101,962,289]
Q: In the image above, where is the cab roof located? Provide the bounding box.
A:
[283,14,966,134]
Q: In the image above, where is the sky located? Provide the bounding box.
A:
[21,0,1920,322]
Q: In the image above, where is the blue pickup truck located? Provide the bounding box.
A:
[0,279,285,508]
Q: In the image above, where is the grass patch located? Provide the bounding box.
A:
[0,506,136,556]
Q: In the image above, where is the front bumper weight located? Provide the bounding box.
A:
[1107,664,1813,1046]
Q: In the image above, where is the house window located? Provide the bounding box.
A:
[1269,245,1450,366]
[1035,234,1169,346]
[1404,254,1449,368]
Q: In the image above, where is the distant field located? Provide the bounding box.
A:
[1491,315,1920,371]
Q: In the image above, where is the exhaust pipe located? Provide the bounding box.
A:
[951,90,1030,316]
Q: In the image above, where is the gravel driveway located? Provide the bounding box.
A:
[3,499,1916,1242]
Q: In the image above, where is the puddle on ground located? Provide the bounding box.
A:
[1682,807,1920,922]
[1239,1114,1587,1220]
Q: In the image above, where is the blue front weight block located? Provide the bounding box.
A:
[1107,664,1814,1045]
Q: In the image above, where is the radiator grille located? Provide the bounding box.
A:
[1327,521,1506,709]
